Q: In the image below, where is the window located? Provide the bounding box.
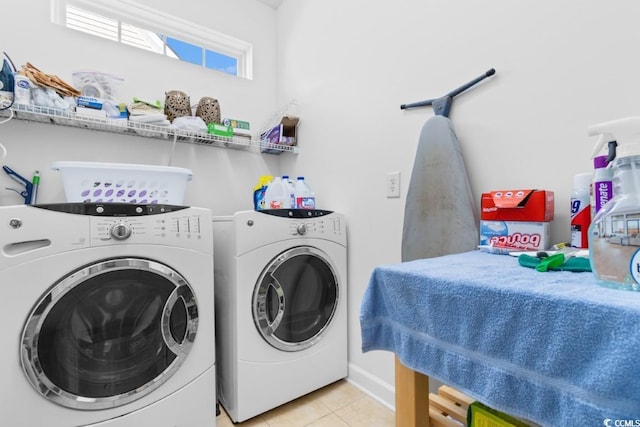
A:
[50,0,253,79]
[628,214,640,236]
[612,216,625,235]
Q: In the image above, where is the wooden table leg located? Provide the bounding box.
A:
[395,355,430,427]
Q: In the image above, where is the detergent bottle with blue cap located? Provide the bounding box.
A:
[253,175,272,210]
[588,117,640,291]
[294,176,315,209]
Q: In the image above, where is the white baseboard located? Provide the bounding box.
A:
[346,362,446,413]
[346,362,395,410]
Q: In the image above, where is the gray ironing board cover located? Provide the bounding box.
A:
[402,115,478,261]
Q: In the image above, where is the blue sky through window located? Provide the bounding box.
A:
[206,50,237,75]
[166,37,237,75]
[60,3,248,79]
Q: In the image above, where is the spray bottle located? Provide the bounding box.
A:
[570,172,591,249]
[591,135,615,218]
[588,117,640,291]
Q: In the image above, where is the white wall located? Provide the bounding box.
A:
[276,0,640,408]
[6,0,640,413]
[0,0,283,214]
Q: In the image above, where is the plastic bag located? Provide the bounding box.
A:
[72,71,124,101]
[172,116,207,133]
[31,87,72,110]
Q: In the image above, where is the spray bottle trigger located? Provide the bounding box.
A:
[590,134,605,158]
[606,141,618,164]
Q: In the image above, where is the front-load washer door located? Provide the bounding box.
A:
[21,257,198,410]
[252,246,339,352]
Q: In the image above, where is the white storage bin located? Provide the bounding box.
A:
[51,161,192,205]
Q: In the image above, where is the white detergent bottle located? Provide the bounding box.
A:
[282,175,296,209]
[294,176,315,209]
[264,176,290,209]
[588,117,640,291]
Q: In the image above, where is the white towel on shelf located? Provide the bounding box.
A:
[128,113,170,126]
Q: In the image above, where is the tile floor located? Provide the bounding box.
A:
[215,379,395,427]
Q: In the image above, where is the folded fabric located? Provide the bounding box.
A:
[128,113,169,124]
[360,250,640,426]
[128,99,163,115]
[518,253,592,272]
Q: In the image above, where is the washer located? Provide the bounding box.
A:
[0,203,216,427]
[213,209,347,423]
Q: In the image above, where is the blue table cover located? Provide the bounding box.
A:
[360,250,640,426]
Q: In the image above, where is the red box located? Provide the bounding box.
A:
[481,189,554,222]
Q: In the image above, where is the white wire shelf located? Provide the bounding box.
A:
[2,104,298,155]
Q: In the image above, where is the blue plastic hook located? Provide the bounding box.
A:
[3,165,34,204]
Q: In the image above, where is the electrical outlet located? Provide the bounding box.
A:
[386,171,400,198]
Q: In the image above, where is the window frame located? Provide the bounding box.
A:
[50,0,253,79]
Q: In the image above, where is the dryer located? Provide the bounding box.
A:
[0,203,216,427]
[213,209,347,423]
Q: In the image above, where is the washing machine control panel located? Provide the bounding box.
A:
[110,222,132,240]
[35,203,189,216]
[288,217,343,238]
[86,206,213,252]
[296,223,307,235]
[93,215,204,242]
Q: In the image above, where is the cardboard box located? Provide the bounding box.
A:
[76,96,103,110]
[223,117,252,137]
[481,189,554,222]
[480,220,550,251]
[75,106,107,119]
[260,116,299,154]
[222,118,250,131]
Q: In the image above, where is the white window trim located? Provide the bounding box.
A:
[50,0,253,79]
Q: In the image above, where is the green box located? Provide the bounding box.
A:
[222,118,250,130]
[207,123,234,137]
[468,402,530,427]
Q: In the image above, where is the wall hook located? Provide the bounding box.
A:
[400,68,496,117]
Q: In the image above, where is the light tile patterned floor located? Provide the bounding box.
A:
[216,379,394,427]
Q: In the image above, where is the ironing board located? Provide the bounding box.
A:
[400,69,494,262]
[401,115,478,261]
[360,251,640,427]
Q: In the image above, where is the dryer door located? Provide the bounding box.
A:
[253,246,339,351]
[21,258,198,410]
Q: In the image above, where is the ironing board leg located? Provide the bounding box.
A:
[395,356,430,427]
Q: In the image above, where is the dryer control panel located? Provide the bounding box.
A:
[227,210,346,256]
[254,208,343,238]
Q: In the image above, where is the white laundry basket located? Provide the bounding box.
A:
[51,161,193,205]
